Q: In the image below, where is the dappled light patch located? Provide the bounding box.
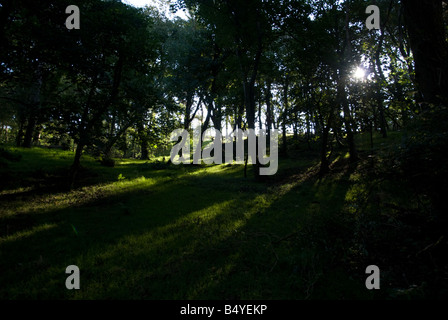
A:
[0,223,57,244]
[1,130,447,299]
[0,176,159,218]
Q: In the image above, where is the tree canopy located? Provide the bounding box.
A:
[0,0,447,187]
[1,0,448,301]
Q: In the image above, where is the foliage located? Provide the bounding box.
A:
[1,0,447,301]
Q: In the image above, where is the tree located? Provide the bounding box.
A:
[402,0,448,106]
[56,0,161,186]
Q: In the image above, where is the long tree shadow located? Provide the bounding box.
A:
[1,154,371,300]
[178,159,375,300]
[1,157,279,299]
[0,170,237,299]
[0,156,196,201]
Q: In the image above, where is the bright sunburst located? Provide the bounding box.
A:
[353,67,366,80]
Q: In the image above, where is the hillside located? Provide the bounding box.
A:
[1,131,446,300]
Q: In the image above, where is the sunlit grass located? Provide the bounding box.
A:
[0,176,158,218]
[1,138,407,300]
[0,223,57,244]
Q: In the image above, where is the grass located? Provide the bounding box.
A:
[0,131,446,300]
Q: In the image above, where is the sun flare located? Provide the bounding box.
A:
[353,67,366,79]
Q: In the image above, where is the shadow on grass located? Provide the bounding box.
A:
[1,148,377,300]
[179,160,376,300]
[0,172,237,299]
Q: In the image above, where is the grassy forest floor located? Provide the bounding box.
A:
[1,131,447,300]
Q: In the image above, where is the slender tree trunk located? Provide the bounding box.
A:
[209,91,221,133]
[137,116,149,160]
[319,123,330,176]
[69,141,85,189]
[23,70,43,148]
[214,103,222,133]
[233,102,244,132]
[340,3,358,164]
[378,100,387,138]
[184,92,194,130]
[265,80,272,136]
[339,80,358,164]
[201,97,213,138]
[281,77,289,156]
[305,109,312,150]
[70,56,123,187]
[318,107,334,177]
[373,30,388,138]
[293,110,299,144]
[73,143,84,170]
[231,6,263,176]
[244,81,256,131]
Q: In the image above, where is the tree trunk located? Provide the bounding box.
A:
[70,56,123,187]
[33,123,42,145]
[281,77,289,156]
[211,100,222,133]
[319,122,331,176]
[22,113,36,148]
[244,81,256,131]
[16,118,25,147]
[70,141,85,189]
[339,79,358,164]
[378,99,387,138]
[23,70,43,148]
[138,119,149,160]
[184,92,194,130]
[0,0,12,57]
[73,143,84,170]
[141,140,149,160]
[340,3,358,164]
[402,0,448,105]
[293,109,299,144]
[201,97,213,138]
[373,25,388,138]
[305,109,312,150]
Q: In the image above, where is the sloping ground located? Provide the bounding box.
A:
[0,135,447,299]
